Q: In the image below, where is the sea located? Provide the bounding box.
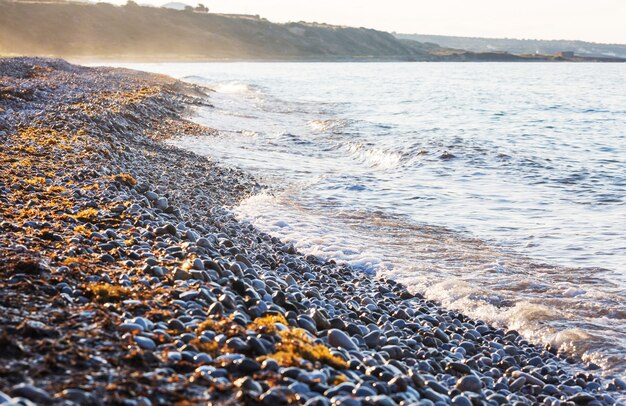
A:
[109,62,626,377]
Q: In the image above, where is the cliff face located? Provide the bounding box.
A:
[0,1,437,61]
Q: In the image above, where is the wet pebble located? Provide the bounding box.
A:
[328,329,357,350]
[11,384,52,404]
[134,336,156,350]
[456,375,482,393]
[119,323,143,333]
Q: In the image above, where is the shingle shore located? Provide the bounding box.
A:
[0,58,624,405]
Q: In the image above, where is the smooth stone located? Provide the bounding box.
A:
[179,291,199,301]
[208,302,224,315]
[568,393,596,403]
[11,384,52,404]
[289,382,311,395]
[388,376,407,391]
[145,257,159,266]
[132,317,152,330]
[426,380,448,395]
[408,370,426,388]
[173,268,191,281]
[261,359,280,371]
[392,308,409,320]
[330,396,361,406]
[0,391,11,403]
[167,352,182,362]
[118,323,143,333]
[61,389,93,404]
[614,378,626,390]
[194,353,212,364]
[297,316,318,335]
[328,329,358,351]
[585,382,600,392]
[511,371,544,387]
[451,395,473,406]
[381,345,402,360]
[189,269,207,281]
[226,337,249,352]
[503,345,518,355]
[364,330,381,348]
[196,237,212,248]
[364,395,397,406]
[235,357,261,373]
[561,384,582,396]
[353,386,376,397]
[422,388,445,403]
[448,362,471,375]
[167,319,186,331]
[459,342,476,354]
[305,396,331,406]
[456,375,482,393]
[311,309,331,330]
[602,395,616,404]
[185,229,199,242]
[134,336,156,350]
[324,382,355,397]
[155,197,168,210]
[433,327,449,343]
[100,254,115,263]
[487,394,508,404]
[509,377,525,392]
[192,258,204,270]
[235,377,263,396]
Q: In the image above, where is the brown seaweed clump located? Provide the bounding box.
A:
[252,315,348,370]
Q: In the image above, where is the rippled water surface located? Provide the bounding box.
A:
[114,62,625,376]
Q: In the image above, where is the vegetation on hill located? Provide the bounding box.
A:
[0,0,437,61]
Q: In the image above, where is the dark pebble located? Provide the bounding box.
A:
[11,384,53,404]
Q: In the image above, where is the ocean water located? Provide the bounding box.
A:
[113,62,625,376]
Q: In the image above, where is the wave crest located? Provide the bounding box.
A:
[212,81,259,95]
[344,142,403,170]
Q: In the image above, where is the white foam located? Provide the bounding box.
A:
[344,141,403,170]
[308,119,348,133]
[562,287,587,297]
[234,192,386,275]
[212,81,258,95]
[238,130,259,138]
[209,81,260,96]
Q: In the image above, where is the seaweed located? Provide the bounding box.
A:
[74,208,99,222]
[250,315,348,369]
[85,284,132,304]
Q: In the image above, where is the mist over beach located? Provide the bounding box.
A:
[1,1,625,405]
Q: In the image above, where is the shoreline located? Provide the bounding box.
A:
[1,57,624,404]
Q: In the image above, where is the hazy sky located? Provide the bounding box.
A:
[126,0,626,44]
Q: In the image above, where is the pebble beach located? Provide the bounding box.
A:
[0,57,624,405]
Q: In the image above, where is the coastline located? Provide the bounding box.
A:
[0,57,624,404]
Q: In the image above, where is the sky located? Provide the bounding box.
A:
[120,0,626,44]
